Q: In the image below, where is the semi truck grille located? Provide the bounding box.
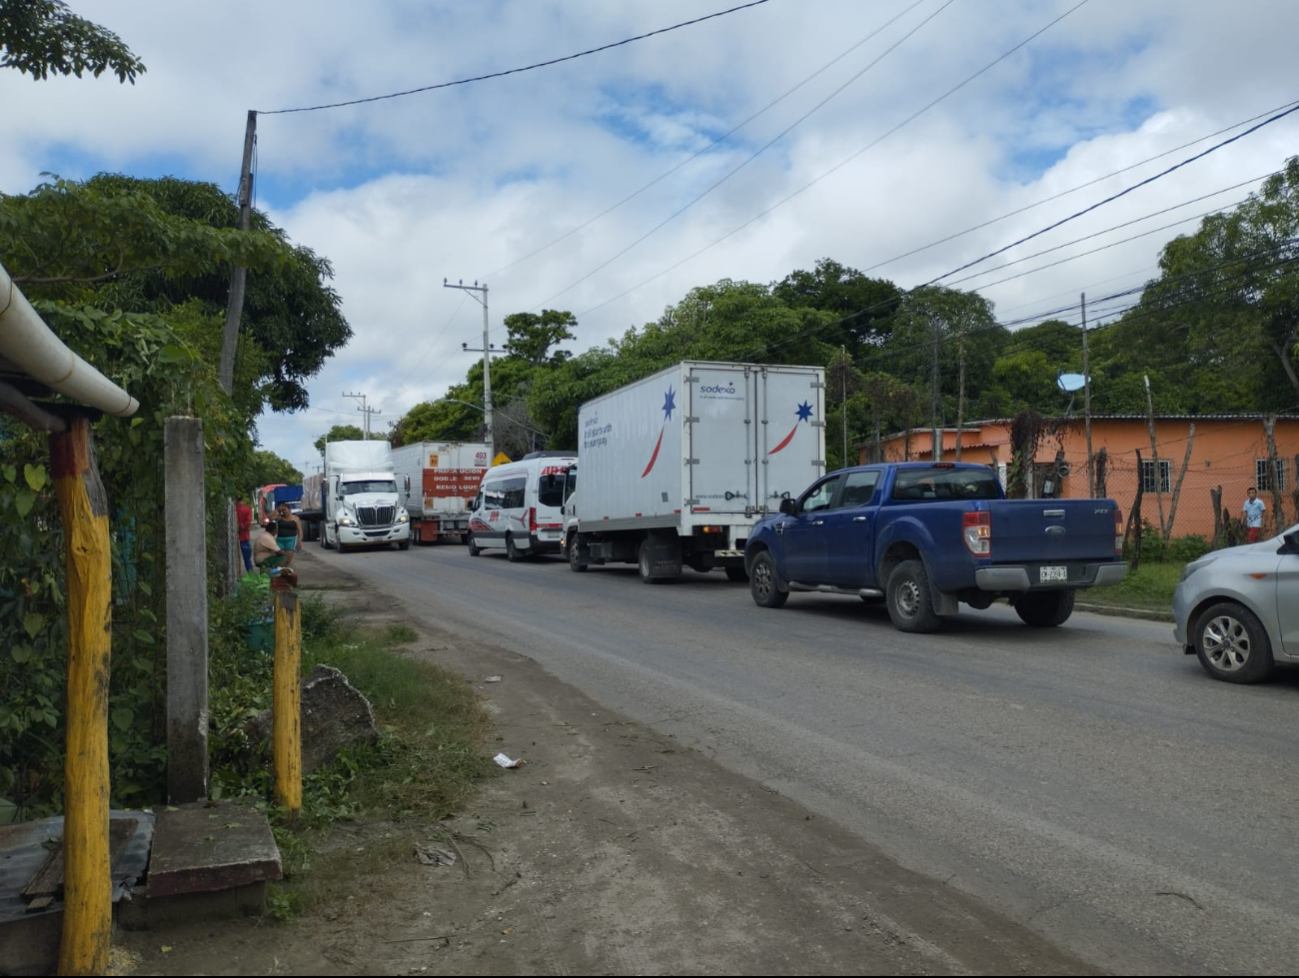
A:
[356,505,394,527]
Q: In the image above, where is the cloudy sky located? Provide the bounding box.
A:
[4,0,1297,469]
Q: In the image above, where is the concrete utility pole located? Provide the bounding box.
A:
[1082,293,1094,497]
[343,391,380,438]
[444,279,495,458]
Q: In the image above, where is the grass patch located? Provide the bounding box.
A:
[1088,561,1183,611]
[206,584,496,919]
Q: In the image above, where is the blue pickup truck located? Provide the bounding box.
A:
[744,462,1127,632]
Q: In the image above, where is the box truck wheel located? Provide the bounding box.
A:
[638,540,674,584]
[568,534,588,573]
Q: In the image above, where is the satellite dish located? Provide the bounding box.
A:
[1057,373,1087,393]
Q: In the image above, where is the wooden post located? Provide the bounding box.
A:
[955,337,966,462]
[1212,486,1224,549]
[1265,416,1282,533]
[1143,375,1166,536]
[165,418,209,803]
[1125,449,1145,570]
[273,591,302,820]
[1082,293,1094,496]
[1165,423,1195,542]
[1095,447,1108,499]
[50,415,112,977]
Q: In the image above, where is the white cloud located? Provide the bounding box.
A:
[4,0,1298,465]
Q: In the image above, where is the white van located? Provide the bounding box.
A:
[466,452,577,561]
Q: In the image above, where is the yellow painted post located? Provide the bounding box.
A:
[273,591,302,820]
[50,415,112,977]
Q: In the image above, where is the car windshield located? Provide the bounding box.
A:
[341,480,396,495]
[892,466,1001,501]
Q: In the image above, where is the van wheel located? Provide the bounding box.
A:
[506,534,525,563]
[886,559,941,633]
[466,533,481,557]
[568,535,588,573]
[1014,589,1075,627]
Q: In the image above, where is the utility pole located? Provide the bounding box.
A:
[444,279,495,457]
[219,110,257,395]
[343,391,380,438]
[1081,292,1094,497]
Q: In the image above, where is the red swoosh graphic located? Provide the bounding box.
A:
[642,426,665,478]
[768,423,799,455]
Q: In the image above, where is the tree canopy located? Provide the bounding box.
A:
[313,425,385,455]
[0,0,145,82]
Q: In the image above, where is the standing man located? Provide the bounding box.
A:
[236,493,254,572]
[1243,486,1266,544]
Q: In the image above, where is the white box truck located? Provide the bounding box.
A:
[391,441,490,544]
[565,361,825,582]
[317,440,412,552]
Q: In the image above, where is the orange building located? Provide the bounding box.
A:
[861,415,1299,540]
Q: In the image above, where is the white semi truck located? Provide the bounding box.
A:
[564,361,826,583]
[310,440,411,552]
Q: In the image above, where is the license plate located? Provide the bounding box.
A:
[1039,566,1068,583]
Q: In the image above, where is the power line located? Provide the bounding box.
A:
[926,100,1299,287]
[259,0,778,115]
[530,0,958,311]
[570,0,1094,323]
[859,96,1299,274]
[483,0,931,282]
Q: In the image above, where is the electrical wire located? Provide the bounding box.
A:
[259,0,778,115]
[530,0,958,311]
[569,0,1094,323]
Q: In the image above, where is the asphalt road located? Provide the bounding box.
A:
[312,539,1299,975]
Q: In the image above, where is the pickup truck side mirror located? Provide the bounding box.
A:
[779,498,796,515]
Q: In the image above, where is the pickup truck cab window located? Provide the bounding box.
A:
[799,475,842,513]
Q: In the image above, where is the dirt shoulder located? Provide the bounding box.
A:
[121,549,1096,976]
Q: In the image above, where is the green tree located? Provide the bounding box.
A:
[313,424,381,455]
[773,258,902,352]
[503,310,577,366]
[0,0,145,82]
[248,450,302,488]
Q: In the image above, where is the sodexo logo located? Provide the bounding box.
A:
[699,382,737,394]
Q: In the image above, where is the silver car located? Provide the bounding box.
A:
[1173,526,1299,682]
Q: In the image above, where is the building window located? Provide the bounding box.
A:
[1141,459,1171,494]
[1256,458,1288,492]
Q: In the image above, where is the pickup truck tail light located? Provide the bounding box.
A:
[1114,507,1124,555]
[963,511,991,556]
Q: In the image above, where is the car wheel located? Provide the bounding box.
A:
[886,559,941,633]
[725,567,749,583]
[568,534,588,573]
[1194,601,1275,683]
[748,551,788,608]
[506,534,525,563]
[466,533,481,557]
[1014,589,1076,627]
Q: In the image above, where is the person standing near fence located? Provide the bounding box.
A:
[236,494,254,572]
[1243,487,1266,544]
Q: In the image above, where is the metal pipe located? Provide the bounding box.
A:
[0,261,139,417]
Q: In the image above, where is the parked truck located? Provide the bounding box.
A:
[564,361,826,583]
[302,441,411,552]
[391,441,490,544]
[744,461,1128,632]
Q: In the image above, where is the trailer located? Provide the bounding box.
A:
[392,441,490,544]
[300,472,324,540]
[565,361,826,583]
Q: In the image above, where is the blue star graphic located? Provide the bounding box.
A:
[663,387,676,421]
[796,400,814,422]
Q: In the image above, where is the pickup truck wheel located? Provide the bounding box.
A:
[466,533,481,557]
[886,559,941,633]
[749,552,788,608]
[568,534,588,573]
[1014,589,1076,628]
[1194,601,1274,683]
[506,534,525,563]
[725,567,749,583]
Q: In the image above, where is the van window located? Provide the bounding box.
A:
[537,473,565,508]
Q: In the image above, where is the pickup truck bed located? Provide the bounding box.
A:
[744,462,1127,632]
